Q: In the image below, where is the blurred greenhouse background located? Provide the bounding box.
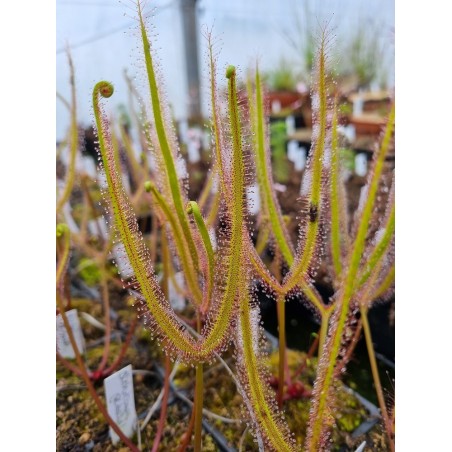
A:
[56,0,394,140]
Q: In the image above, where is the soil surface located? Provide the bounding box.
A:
[57,286,390,451]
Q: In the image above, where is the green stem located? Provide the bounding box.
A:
[330,100,343,277]
[277,293,286,408]
[56,49,78,214]
[194,361,204,451]
[238,297,295,451]
[206,189,221,228]
[318,309,331,358]
[282,33,328,293]
[197,163,216,211]
[119,123,144,191]
[151,230,172,452]
[137,3,199,273]
[253,66,294,265]
[193,308,204,452]
[358,202,395,288]
[187,201,215,313]
[146,181,203,304]
[361,309,395,452]
[206,32,227,197]
[255,219,270,255]
[56,224,70,288]
[372,264,395,300]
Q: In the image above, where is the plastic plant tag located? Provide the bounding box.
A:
[187,140,200,163]
[178,119,189,143]
[271,99,281,114]
[287,141,307,171]
[175,155,189,179]
[87,216,108,239]
[355,153,368,177]
[186,127,202,163]
[246,184,260,215]
[273,183,287,193]
[352,96,363,116]
[56,309,85,359]
[81,155,96,178]
[104,365,137,445]
[285,115,295,136]
[354,441,366,452]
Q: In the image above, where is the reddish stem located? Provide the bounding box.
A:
[57,351,84,378]
[95,273,112,375]
[64,272,72,310]
[178,406,196,452]
[151,355,171,452]
[292,327,321,379]
[102,316,138,377]
[334,320,363,378]
[284,350,292,386]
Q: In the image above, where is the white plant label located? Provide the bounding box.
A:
[355,153,368,177]
[88,216,108,239]
[104,365,137,445]
[56,309,85,359]
[285,115,295,136]
[246,184,260,215]
[186,127,202,163]
[287,141,307,171]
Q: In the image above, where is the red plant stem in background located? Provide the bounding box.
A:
[276,294,286,409]
[64,273,72,310]
[151,355,171,452]
[178,406,196,452]
[81,175,106,247]
[193,314,204,451]
[333,321,363,379]
[292,327,321,379]
[57,351,84,378]
[362,311,395,452]
[103,316,138,377]
[95,273,112,375]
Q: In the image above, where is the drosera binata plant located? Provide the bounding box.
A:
[56,59,142,385]
[87,1,395,450]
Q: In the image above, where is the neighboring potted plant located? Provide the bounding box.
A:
[265,58,302,113]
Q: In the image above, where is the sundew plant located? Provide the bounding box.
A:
[58,1,395,450]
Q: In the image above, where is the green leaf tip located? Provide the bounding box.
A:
[186,201,194,215]
[225,65,236,79]
[95,81,114,98]
[56,223,69,238]
[144,180,153,192]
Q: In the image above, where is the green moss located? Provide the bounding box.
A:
[78,258,102,286]
[71,297,95,312]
